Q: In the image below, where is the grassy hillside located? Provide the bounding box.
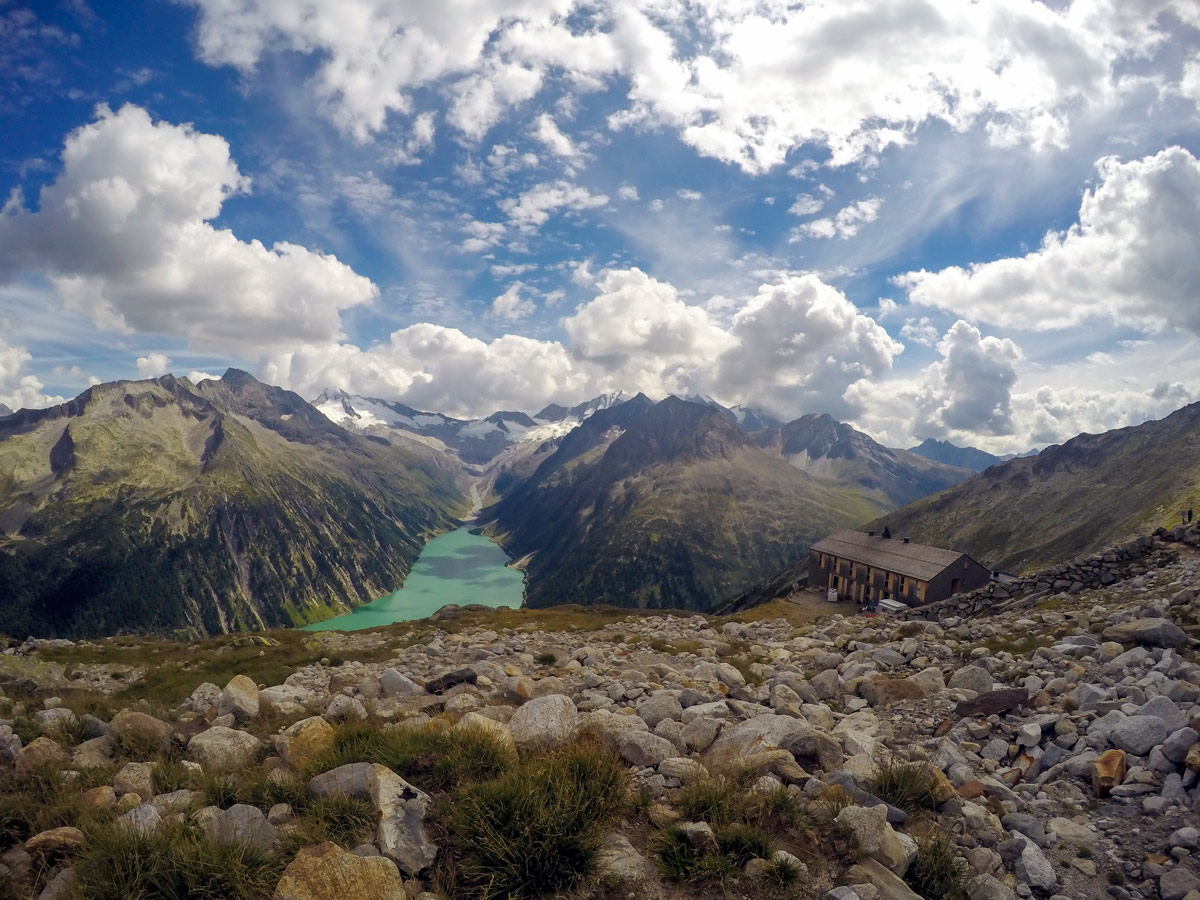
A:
[869,401,1200,572]
[0,372,465,638]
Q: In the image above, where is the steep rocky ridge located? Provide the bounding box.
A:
[480,396,877,612]
[869,400,1200,573]
[908,437,1003,472]
[754,414,974,513]
[0,372,464,638]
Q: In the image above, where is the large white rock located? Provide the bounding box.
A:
[308,763,436,874]
[508,694,577,752]
[217,675,260,722]
[705,714,841,773]
[186,726,264,773]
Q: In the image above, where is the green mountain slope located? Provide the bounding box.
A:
[479,396,877,612]
[0,371,465,638]
[753,414,973,512]
[868,401,1200,573]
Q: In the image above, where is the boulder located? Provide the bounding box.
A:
[217,675,261,722]
[954,689,1027,719]
[1012,833,1055,891]
[195,803,278,850]
[1109,716,1169,756]
[325,695,368,722]
[308,763,436,874]
[844,857,922,900]
[274,717,336,771]
[424,669,476,695]
[274,841,407,900]
[658,757,708,784]
[0,723,21,765]
[453,713,517,759]
[617,731,675,767]
[109,711,174,752]
[508,694,577,752]
[379,669,422,697]
[705,714,841,773]
[113,761,157,801]
[187,726,264,772]
[24,826,85,856]
[119,803,162,835]
[1159,867,1200,900]
[636,694,683,729]
[595,833,657,885]
[1102,618,1187,648]
[947,666,993,694]
[15,737,65,779]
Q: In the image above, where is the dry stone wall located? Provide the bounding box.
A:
[900,528,1200,621]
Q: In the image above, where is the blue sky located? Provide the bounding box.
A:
[2,0,1199,452]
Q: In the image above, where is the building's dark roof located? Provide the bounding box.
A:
[811,529,974,582]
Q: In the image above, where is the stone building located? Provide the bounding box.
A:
[808,528,992,607]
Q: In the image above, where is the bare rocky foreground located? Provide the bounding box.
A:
[2,537,1200,900]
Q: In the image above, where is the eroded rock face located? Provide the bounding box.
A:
[274,841,407,900]
[308,763,436,874]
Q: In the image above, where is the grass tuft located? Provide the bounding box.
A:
[447,739,627,900]
[651,825,699,883]
[715,823,773,866]
[304,719,515,793]
[677,778,745,827]
[70,820,285,900]
[534,651,557,665]
[905,830,966,900]
[865,757,940,815]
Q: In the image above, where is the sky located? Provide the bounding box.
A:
[2,1,1200,453]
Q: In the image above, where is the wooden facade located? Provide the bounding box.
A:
[808,529,992,608]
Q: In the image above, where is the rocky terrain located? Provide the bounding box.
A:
[2,534,1200,900]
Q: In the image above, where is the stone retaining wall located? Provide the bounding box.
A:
[899,528,1195,621]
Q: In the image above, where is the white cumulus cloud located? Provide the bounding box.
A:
[0,104,377,352]
[899,146,1200,335]
[135,352,171,378]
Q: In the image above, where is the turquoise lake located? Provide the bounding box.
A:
[301,527,524,631]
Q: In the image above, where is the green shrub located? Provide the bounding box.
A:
[447,739,627,899]
[305,720,514,793]
[866,757,939,815]
[69,820,285,900]
[905,831,966,900]
[678,778,744,827]
[534,652,557,665]
[285,794,376,850]
[651,825,699,883]
[768,853,805,886]
[715,823,773,866]
[748,786,807,831]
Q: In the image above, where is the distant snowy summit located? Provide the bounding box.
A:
[311,388,628,465]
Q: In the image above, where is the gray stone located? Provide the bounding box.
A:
[1169,827,1200,851]
[1159,867,1200,900]
[1102,618,1187,649]
[508,694,577,751]
[1162,727,1200,763]
[119,803,162,835]
[966,874,1016,900]
[196,803,278,850]
[617,731,674,767]
[705,713,841,773]
[309,762,436,874]
[1138,696,1188,732]
[948,666,994,694]
[1012,833,1056,891]
[186,726,264,772]
[636,693,683,729]
[595,833,656,884]
[217,675,260,722]
[1109,715,1169,756]
[379,668,422,697]
[109,711,174,752]
[1001,813,1046,847]
[325,695,368,722]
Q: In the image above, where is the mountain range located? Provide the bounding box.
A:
[12,369,1192,638]
[869,400,1200,573]
[0,371,463,638]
